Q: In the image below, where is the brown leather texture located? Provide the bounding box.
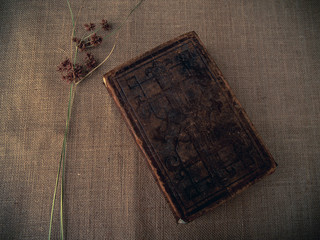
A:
[103,31,277,222]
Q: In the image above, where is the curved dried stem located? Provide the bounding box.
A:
[76,35,118,86]
[82,0,145,42]
[50,1,145,239]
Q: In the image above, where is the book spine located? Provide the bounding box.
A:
[103,75,184,222]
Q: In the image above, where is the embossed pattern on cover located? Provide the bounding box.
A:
[103,31,277,222]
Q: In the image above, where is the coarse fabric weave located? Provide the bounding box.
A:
[0,0,319,239]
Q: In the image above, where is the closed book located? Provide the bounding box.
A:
[103,31,277,223]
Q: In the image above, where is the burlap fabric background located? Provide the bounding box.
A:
[0,0,319,239]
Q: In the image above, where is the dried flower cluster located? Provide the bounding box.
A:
[57,19,112,83]
[101,19,112,31]
[50,2,144,239]
[84,22,95,31]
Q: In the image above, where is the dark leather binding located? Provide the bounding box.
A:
[103,31,277,223]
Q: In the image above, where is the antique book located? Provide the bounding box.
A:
[103,31,277,223]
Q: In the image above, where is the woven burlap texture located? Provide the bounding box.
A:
[0,0,319,239]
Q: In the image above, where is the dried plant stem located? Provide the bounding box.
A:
[71,5,83,63]
[61,82,76,239]
[117,0,145,32]
[49,1,77,239]
[82,0,145,41]
[48,82,76,240]
[48,144,63,240]
[66,0,74,27]
[75,39,117,85]
[50,0,145,239]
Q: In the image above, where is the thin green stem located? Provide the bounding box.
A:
[50,1,145,239]
[60,146,65,239]
[82,0,145,42]
[81,28,100,41]
[71,5,83,64]
[66,0,74,28]
[76,0,146,84]
[48,148,63,240]
[73,46,79,65]
[118,0,145,31]
[61,83,76,240]
[48,83,75,240]
[75,39,117,85]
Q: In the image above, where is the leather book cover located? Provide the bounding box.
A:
[103,31,277,223]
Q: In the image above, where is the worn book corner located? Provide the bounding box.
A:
[103,31,277,223]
